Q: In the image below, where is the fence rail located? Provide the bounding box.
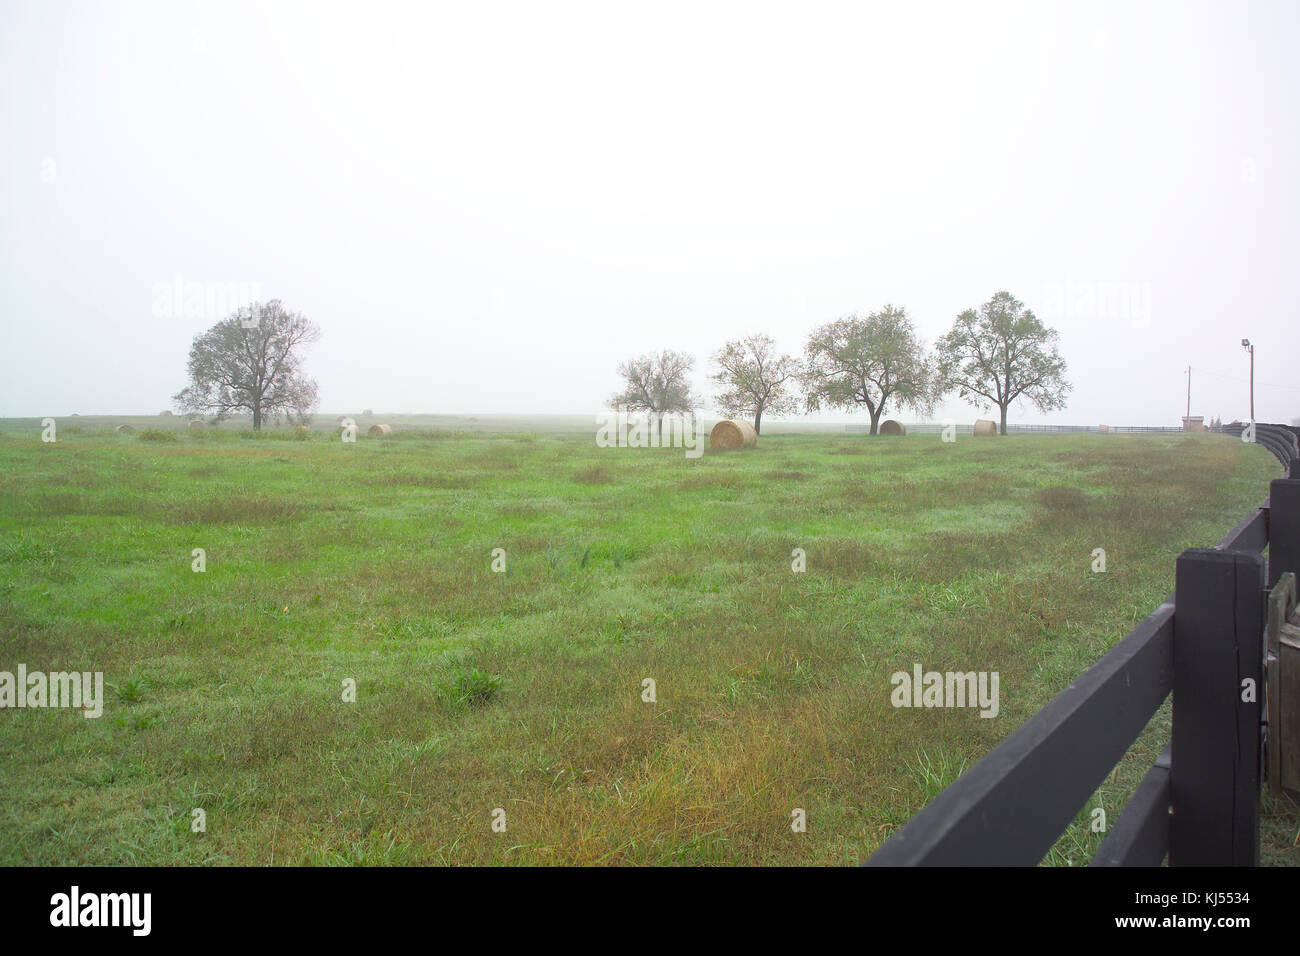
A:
[848,422,1192,434]
[865,423,1300,866]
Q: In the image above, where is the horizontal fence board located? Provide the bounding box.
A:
[865,603,1175,866]
[1216,506,1268,554]
[1090,745,1171,867]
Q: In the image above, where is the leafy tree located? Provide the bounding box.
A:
[610,350,698,416]
[936,290,1070,435]
[801,306,935,434]
[710,334,801,434]
[174,300,320,430]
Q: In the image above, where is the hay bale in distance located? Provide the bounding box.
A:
[709,419,758,450]
[368,423,393,437]
[159,410,173,417]
[879,419,906,436]
[973,419,998,436]
[188,419,205,429]
[114,424,134,433]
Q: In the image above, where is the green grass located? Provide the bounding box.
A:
[0,422,1293,865]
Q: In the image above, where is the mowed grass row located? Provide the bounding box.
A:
[0,427,1293,865]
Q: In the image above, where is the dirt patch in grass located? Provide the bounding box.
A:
[1035,486,1091,515]
[573,467,614,485]
[365,472,477,490]
[172,495,306,525]
[676,472,742,490]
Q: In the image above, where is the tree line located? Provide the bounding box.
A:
[171,290,1070,435]
[612,290,1071,435]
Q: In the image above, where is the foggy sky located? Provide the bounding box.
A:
[3,0,1298,425]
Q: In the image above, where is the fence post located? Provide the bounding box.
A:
[1273,478,1300,588]
[1171,548,1264,865]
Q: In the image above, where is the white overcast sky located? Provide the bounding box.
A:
[2,0,1298,425]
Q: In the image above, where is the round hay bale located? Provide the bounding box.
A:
[708,419,758,450]
[879,419,906,436]
[114,424,134,433]
[362,408,374,416]
[188,419,205,429]
[368,423,392,437]
[973,419,998,436]
[159,410,173,417]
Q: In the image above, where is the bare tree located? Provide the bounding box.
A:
[610,350,698,416]
[173,300,320,430]
[801,306,936,434]
[935,290,1071,435]
[710,334,801,435]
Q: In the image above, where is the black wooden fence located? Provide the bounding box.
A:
[865,423,1300,866]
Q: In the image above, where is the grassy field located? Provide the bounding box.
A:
[0,420,1295,865]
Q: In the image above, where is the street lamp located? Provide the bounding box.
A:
[1241,339,1254,425]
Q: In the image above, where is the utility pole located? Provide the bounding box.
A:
[1186,366,1191,420]
[1241,339,1255,423]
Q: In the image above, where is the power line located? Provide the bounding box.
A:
[1189,365,1300,391]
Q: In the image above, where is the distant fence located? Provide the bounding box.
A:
[865,423,1300,866]
[1007,423,1183,434]
[846,422,1185,434]
[1220,421,1300,467]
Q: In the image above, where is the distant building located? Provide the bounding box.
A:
[1182,416,1207,432]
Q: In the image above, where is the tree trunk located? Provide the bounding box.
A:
[753,408,763,435]
[869,407,882,435]
[999,404,1008,436]
[253,404,262,431]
